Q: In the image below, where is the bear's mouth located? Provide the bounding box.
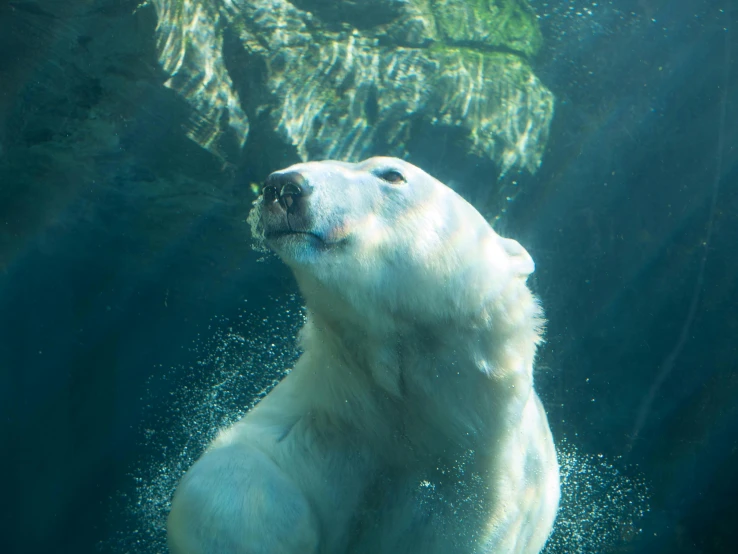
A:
[265,229,320,240]
[264,229,335,249]
[264,228,351,253]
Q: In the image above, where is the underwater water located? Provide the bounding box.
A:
[1,1,736,553]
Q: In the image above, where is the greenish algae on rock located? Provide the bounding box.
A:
[430,0,543,57]
[151,0,553,176]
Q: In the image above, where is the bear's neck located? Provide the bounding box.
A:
[289,291,537,462]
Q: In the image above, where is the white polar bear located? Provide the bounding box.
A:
[168,157,559,554]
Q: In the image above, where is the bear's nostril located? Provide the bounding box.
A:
[280,182,302,198]
[263,184,279,204]
[279,182,303,211]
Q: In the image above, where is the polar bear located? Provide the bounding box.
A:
[167,157,559,554]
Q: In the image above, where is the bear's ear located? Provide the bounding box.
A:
[499,237,535,277]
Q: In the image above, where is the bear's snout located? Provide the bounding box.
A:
[263,170,314,216]
[260,169,318,239]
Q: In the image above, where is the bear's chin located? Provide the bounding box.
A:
[265,231,348,267]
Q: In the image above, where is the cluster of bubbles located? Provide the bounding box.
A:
[529,1,635,40]
[526,0,645,89]
[102,295,649,553]
[543,438,650,554]
[101,295,304,553]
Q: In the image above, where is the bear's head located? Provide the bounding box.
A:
[249,157,536,329]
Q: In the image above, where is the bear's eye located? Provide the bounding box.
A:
[376,169,406,185]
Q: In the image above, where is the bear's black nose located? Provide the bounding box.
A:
[263,171,313,214]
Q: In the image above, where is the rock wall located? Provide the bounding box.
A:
[152,0,553,175]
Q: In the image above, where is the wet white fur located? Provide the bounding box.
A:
[168,158,559,554]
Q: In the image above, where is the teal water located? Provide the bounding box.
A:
[0,1,735,553]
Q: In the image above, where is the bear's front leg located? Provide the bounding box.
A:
[168,443,320,554]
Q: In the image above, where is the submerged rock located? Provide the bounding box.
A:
[152,0,554,175]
